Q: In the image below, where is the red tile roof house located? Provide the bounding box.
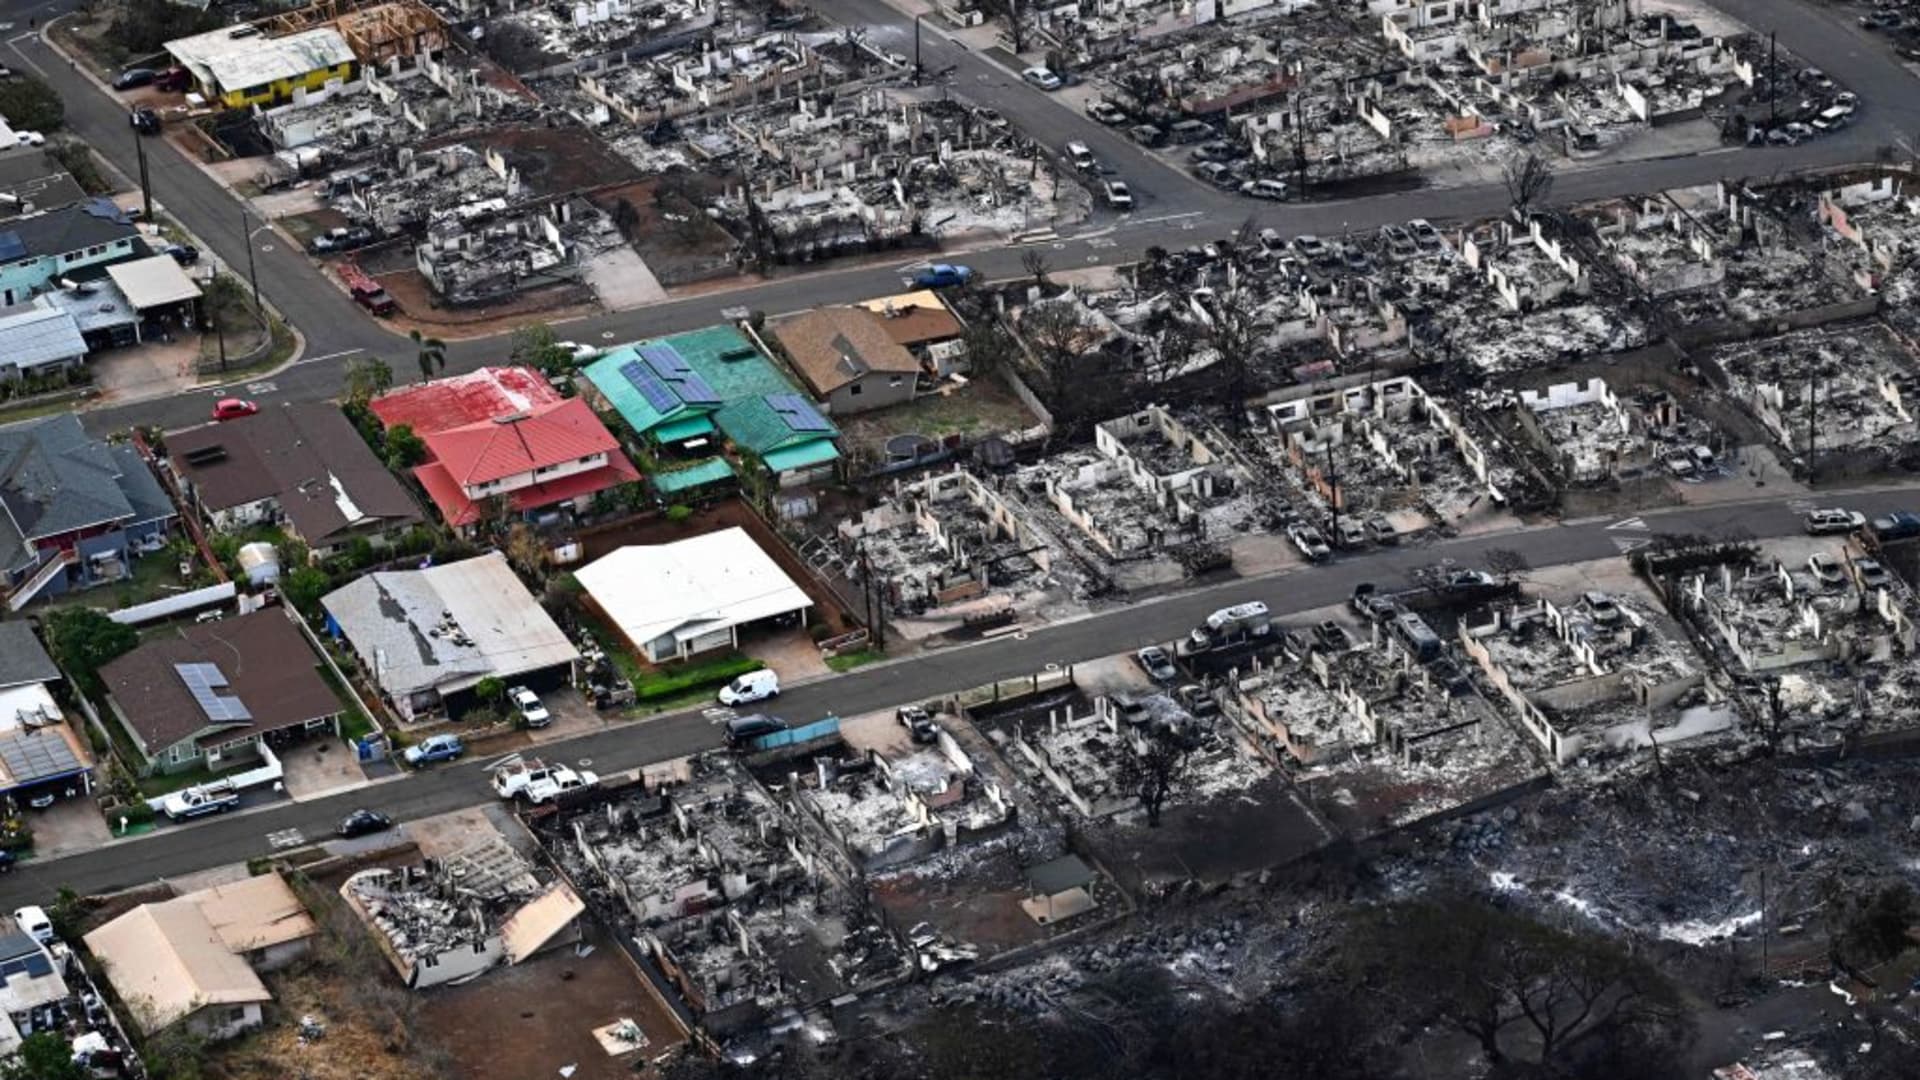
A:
[369,367,639,532]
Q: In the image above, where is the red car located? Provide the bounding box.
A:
[212,398,258,421]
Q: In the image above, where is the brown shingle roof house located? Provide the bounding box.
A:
[771,307,923,416]
[98,609,341,775]
[167,402,421,555]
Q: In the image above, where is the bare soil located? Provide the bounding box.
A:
[592,178,739,287]
[419,126,641,200]
[369,267,599,337]
[417,925,685,1080]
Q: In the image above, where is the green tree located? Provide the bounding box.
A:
[472,676,505,707]
[384,423,426,470]
[2,1030,83,1080]
[0,76,63,134]
[44,608,138,698]
[282,566,332,615]
[410,330,447,383]
[509,322,574,375]
[342,355,394,407]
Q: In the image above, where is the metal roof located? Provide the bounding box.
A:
[0,305,86,372]
[0,728,84,788]
[105,255,203,310]
[167,27,354,94]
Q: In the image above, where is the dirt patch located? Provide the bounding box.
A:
[369,267,599,338]
[420,126,641,200]
[579,498,856,634]
[592,177,738,287]
[418,925,685,1080]
[278,208,350,247]
[211,969,441,1080]
[835,377,1040,463]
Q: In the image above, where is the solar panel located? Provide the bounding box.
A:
[638,343,720,406]
[21,954,50,979]
[619,359,681,413]
[0,729,83,785]
[173,662,253,724]
[767,393,831,433]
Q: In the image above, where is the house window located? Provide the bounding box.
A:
[228,1007,248,1023]
[850,383,863,396]
[888,376,904,388]
[84,244,106,258]
[168,744,187,763]
[577,456,595,465]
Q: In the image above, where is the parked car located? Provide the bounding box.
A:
[1333,517,1368,549]
[155,66,192,93]
[211,398,258,421]
[1808,552,1846,587]
[510,686,551,728]
[896,705,936,743]
[403,733,464,767]
[1584,590,1622,623]
[1293,234,1330,260]
[718,669,780,706]
[1064,141,1097,171]
[162,782,240,820]
[1313,620,1353,652]
[336,808,393,838]
[1289,523,1331,561]
[1086,100,1128,125]
[1408,218,1443,249]
[1239,178,1288,200]
[1871,511,1920,541]
[1173,683,1220,719]
[310,226,377,254]
[12,130,42,147]
[1364,513,1399,545]
[1134,645,1178,683]
[912,263,974,288]
[163,243,199,265]
[725,714,787,747]
[1862,10,1904,28]
[1378,224,1417,256]
[1857,558,1893,591]
[1103,180,1133,210]
[525,767,597,804]
[11,906,51,944]
[112,67,157,90]
[555,341,602,362]
[1021,66,1062,90]
[1804,508,1864,535]
[130,107,160,135]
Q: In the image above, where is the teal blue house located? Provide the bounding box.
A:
[583,325,841,487]
[0,199,141,307]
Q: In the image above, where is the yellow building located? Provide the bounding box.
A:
[166,26,358,109]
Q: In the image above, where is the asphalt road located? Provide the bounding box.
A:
[6,478,1920,908]
[7,0,1915,436]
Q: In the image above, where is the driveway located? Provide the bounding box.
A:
[278,737,371,800]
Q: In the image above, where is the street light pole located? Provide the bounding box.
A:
[914,15,923,83]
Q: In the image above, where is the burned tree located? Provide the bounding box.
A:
[1354,896,1691,1071]
[1017,298,1089,402]
[1117,732,1194,827]
[1485,547,1531,582]
[1501,150,1556,222]
[1021,249,1053,292]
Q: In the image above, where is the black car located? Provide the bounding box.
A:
[898,705,938,743]
[725,714,787,746]
[113,68,157,90]
[130,107,160,136]
[164,243,199,265]
[336,809,392,838]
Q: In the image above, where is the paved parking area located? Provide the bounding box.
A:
[526,689,606,747]
[28,796,112,859]
[740,626,831,682]
[279,738,370,800]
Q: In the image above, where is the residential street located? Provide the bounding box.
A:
[4,477,1918,908]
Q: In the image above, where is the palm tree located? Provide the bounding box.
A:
[342,355,394,406]
[410,330,447,383]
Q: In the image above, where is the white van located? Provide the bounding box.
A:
[718,669,780,706]
[1065,141,1097,171]
[12,905,52,945]
[1811,105,1850,133]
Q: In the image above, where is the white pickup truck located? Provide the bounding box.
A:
[162,781,240,821]
[491,759,557,800]
[525,767,598,805]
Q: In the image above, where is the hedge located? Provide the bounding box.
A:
[633,653,764,703]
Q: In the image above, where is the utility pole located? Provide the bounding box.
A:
[913,14,923,83]
[132,130,152,221]
[1805,373,1818,476]
[1324,438,1340,549]
[1768,31,1778,127]
[240,206,260,311]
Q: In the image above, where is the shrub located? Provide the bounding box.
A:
[665,504,694,524]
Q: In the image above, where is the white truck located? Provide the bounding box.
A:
[525,767,598,805]
[161,781,240,821]
[491,759,559,800]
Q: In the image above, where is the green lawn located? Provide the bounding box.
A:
[136,762,222,799]
[825,648,884,673]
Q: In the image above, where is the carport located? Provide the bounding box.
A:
[105,255,204,343]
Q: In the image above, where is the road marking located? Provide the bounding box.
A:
[1086,255,1101,263]
[1131,212,1206,226]
[1612,537,1653,554]
[1787,499,1817,514]
[1086,238,1118,248]
[246,381,277,395]
[1606,516,1649,531]
[294,348,363,368]
[266,828,305,850]
[703,707,735,725]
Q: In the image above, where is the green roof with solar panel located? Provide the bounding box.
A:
[583,324,840,479]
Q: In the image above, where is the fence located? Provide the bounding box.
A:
[746,715,841,752]
[950,665,1076,711]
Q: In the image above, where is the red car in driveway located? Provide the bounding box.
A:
[212,398,258,421]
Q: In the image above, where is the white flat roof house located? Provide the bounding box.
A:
[576,526,812,662]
